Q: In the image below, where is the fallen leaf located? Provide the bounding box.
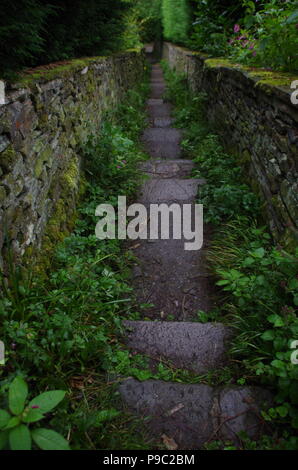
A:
[166,403,184,416]
[161,434,178,450]
[131,243,141,249]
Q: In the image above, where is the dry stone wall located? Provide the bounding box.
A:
[0,50,145,268]
[163,42,298,249]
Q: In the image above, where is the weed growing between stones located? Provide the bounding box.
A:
[0,80,161,450]
[161,62,298,450]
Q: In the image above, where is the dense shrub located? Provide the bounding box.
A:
[161,63,298,449]
[161,0,191,43]
[188,0,243,56]
[0,0,132,78]
[228,0,298,72]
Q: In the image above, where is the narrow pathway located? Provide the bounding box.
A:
[119,63,271,449]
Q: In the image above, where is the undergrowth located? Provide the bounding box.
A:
[0,78,161,450]
[161,61,298,450]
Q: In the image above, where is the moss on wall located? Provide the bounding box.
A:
[0,49,146,270]
[163,42,298,250]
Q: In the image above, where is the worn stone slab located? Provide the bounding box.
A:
[119,379,214,449]
[123,321,231,373]
[147,103,172,119]
[130,225,213,320]
[151,70,164,80]
[139,178,203,203]
[153,117,174,127]
[151,83,166,99]
[215,387,273,443]
[142,128,182,144]
[147,99,164,106]
[119,379,272,449]
[151,78,165,83]
[143,140,181,159]
[139,159,195,179]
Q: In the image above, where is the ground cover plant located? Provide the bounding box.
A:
[161,62,298,449]
[0,79,162,450]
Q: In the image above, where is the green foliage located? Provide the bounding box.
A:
[188,0,243,56]
[0,83,152,449]
[228,0,298,72]
[204,431,298,450]
[191,134,260,224]
[0,376,69,450]
[0,0,51,79]
[132,0,162,43]
[210,221,298,436]
[187,0,298,72]
[0,0,136,78]
[161,0,191,43]
[162,64,298,448]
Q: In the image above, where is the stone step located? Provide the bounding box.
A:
[151,71,164,79]
[151,78,165,84]
[150,76,164,81]
[130,224,213,320]
[151,83,166,99]
[147,98,164,106]
[147,103,172,120]
[119,379,272,449]
[123,321,231,373]
[139,178,204,204]
[143,140,181,159]
[152,117,174,128]
[145,142,181,159]
[142,128,182,144]
[139,159,195,179]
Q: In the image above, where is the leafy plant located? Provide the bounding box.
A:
[0,82,152,450]
[229,0,298,72]
[0,377,69,450]
[162,64,298,449]
[161,0,191,43]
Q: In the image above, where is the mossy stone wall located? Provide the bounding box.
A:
[0,50,145,269]
[163,42,298,249]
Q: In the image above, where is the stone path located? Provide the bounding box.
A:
[119,63,272,449]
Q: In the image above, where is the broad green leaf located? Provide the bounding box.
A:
[9,424,31,450]
[9,377,28,415]
[4,416,21,430]
[289,278,298,290]
[94,409,120,425]
[216,279,230,286]
[276,405,288,418]
[31,428,70,450]
[0,410,10,429]
[268,314,284,327]
[271,359,285,369]
[22,408,44,423]
[133,369,152,381]
[261,330,275,341]
[243,257,255,266]
[251,247,265,258]
[29,390,66,414]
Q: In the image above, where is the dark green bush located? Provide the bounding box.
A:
[0,0,132,78]
[161,0,191,43]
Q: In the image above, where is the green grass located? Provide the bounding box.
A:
[161,61,298,450]
[0,77,160,450]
